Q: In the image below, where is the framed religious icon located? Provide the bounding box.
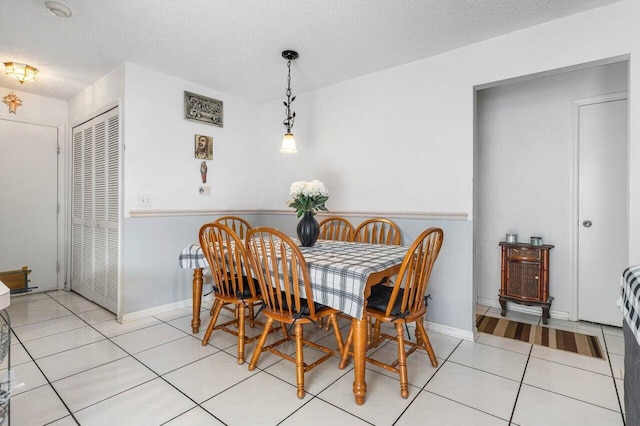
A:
[195,135,213,160]
[184,91,223,127]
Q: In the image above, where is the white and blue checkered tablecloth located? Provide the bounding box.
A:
[179,239,407,320]
[620,265,640,347]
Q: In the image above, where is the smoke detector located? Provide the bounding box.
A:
[45,1,72,18]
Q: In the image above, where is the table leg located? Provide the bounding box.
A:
[191,268,203,333]
[352,316,367,405]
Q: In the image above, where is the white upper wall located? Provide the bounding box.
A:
[69,63,262,217]
[0,86,68,125]
[69,64,124,125]
[257,0,640,261]
[122,63,261,215]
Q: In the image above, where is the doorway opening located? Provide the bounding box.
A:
[473,58,629,325]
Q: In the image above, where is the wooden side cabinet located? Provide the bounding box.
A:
[499,242,554,324]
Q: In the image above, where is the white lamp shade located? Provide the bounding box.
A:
[280,132,297,154]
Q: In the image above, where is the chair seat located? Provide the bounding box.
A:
[367,285,405,317]
[278,293,330,317]
[214,275,260,298]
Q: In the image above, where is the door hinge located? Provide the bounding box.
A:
[57,144,60,154]
[56,261,60,272]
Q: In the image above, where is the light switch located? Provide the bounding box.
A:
[138,194,152,207]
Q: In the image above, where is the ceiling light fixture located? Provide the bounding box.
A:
[280,50,298,154]
[45,1,72,18]
[4,62,38,84]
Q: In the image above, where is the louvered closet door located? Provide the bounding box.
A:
[71,107,119,313]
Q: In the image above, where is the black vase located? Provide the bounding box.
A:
[297,212,319,247]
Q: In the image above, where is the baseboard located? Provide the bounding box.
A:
[476,297,570,321]
[122,293,214,323]
[424,320,475,341]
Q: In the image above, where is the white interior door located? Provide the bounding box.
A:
[0,119,58,290]
[578,97,628,326]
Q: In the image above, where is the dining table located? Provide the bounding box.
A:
[179,238,407,405]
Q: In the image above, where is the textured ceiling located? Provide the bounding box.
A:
[0,0,622,103]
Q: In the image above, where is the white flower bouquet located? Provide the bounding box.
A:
[288,180,329,218]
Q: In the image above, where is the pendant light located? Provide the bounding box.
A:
[280,50,298,154]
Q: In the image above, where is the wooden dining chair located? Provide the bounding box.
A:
[339,227,444,398]
[199,222,275,364]
[245,227,344,399]
[214,215,252,240]
[353,218,402,245]
[318,216,355,241]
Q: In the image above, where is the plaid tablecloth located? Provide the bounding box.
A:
[178,244,208,269]
[178,239,407,320]
[620,265,640,347]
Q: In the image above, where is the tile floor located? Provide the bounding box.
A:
[0,291,626,425]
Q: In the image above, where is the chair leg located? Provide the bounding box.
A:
[248,317,273,371]
[237,303,246,364]
[338,326,353,369]
[248,301,256,328]
[371,317,382,347]
[395,322,409,399]
[416,322,438,367]
[294,323,305,399]
[202,299,223,346]
[329,313,344,352]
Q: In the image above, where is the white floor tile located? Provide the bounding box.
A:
[604,333,624,356]
[602,324,623,337]
[36,339,128,381]
[12,315,86,342]
[62,299,102,314]
[8,304,73,327]
[92,316,162,338]
[616,378,625,414]
[422,330,463,359]
[318,369,419,425]
[110,323,187,354]
[363,340,441,387]
[165,406,225,425]
[12,360,48,395]
[280,397,371,425]
[512,384,623,426]
[523,357,620,411]
[163,351,256,403]
[153,307,193,322]
[47,415,79,425]
[76,307,117,325]
[449,339,528,381]
[264,349,350,397]
[396,390,509,425]
[3,341,30,367]
[52,356,156,412]
[21,325,105,359]
[425,361,519,421]
[136,335,219,375]
[74,378,196,425]
[10,384,70,425]
[201,372,306,425]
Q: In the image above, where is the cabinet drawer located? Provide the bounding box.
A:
[507,246,541,261]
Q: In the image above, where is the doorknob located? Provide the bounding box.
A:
[583,220,592,228]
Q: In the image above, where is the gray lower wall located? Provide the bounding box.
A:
[122,213,473,333]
